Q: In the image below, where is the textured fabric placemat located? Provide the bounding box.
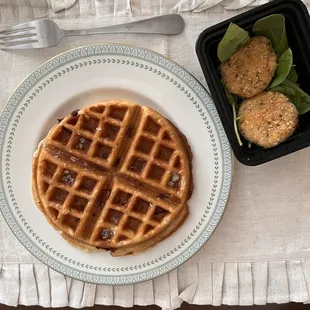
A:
[1,0,310,308]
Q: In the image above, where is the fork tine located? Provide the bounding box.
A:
[1,42,40,50]
[0,29,36,39]
[0,21,37,34]
[0,37,38,45]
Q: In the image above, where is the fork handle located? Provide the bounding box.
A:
[63,14,184,36]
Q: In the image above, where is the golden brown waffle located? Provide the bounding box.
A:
[32,100,193,256]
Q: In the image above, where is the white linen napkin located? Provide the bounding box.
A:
[46,0,77,12]
[46,0,270,13]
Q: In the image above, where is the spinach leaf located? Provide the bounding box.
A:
[222,81,243,146]
[232,100,243,146]
[217,23,250,62]
[271,79,310,114]
[269,48,293,88]
[287,67,299,84]
[253,14,288,56]
[223,82,239,107]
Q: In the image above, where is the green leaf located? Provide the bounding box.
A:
[221,81,243,146]
[223,81,239,107]
[217,23,250,62]
[253,14,288,56]
[287,67,299,83]
[271,79,310,114]
[232,100,243,146]
[269,48,293,88]
[270,85,286,93]
[284,86,296,96]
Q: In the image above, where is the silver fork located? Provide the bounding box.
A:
[0,14,185,50]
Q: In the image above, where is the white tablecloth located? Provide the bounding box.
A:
[1,0,310,308]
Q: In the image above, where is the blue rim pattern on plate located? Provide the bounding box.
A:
[0,44,232,284]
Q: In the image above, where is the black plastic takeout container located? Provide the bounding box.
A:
[196,0,310,166]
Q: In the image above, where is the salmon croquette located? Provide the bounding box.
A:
[220,36,277,99]
[238,92,298,148]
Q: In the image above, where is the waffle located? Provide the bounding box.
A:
[32,100,193,256]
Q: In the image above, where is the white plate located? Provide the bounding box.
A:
[0,44,232,285]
